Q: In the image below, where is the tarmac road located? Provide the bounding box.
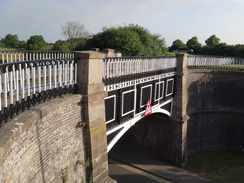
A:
[109,157,175,183]
[108,141,221,183]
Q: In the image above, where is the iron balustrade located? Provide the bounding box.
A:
[103,56,177,81]
[103,56,177,131]
[187,55,244,70]
[0,50,74,64]
[0,57,77,126]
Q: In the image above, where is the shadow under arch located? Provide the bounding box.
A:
[107,109,172,153]
[108,112,183,164]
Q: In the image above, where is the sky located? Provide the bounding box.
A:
[0,0,244,46]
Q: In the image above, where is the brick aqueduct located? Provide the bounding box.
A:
[0,51,243,183]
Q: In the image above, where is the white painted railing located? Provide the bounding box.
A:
[0,50,74,63]
[0,55,77,124]
[187,55,244,69]
[103,56,177,80]
[0,53,177,124]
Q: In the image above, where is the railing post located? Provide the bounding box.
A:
[171,53,189,164]
[75,51,116,183]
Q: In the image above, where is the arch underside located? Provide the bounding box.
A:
[106,99,173,152]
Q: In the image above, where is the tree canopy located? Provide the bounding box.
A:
[169,35,244,57]
[26,35,47,50]
[186,36,202,53]
[205,34,220,47]
[169,39,187,51]
[1,34,26,49]
[53,38,87,51]
[86,24,167,56]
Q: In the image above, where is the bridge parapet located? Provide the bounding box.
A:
[103,56,176,81]
[0,50,74,63]
[0,55,77,125]
[187,55,244,71]
[103,56,177,152]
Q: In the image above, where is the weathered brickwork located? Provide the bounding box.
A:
[119,68,244,164]
[0,94,87,183]
[76,51,115,183]
[186,70,244,154]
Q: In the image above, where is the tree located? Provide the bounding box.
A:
[53,38,87,51]
[61,21,89,39]
[1,34,25,48]
[87,27,143,56]
[151,34,168,55]
[213,43,234,56]
[205,34,220,47]
[26,35,47,50]
[86,24,167,56]
[186,36,202,53]
[53,40,70,51]
[234,44,244,57]
[18,40,27,49]
[169,39,187,51]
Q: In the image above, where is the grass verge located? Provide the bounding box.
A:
[183,151,244,183]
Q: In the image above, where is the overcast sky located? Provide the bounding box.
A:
[0,0,244,46]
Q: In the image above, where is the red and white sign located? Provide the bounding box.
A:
[144,99,152,117]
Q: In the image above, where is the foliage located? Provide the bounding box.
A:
[75,152,93,183]
[164,52,176,56]
[89,174,94,183]
[169,39,187,51]
[53,38,87,51]
[26,35,47,50]
[1,34,26,49]
[53,40,70,51]
[86,24,167,56]
[184,151,244,183]
[186,36,202,53]
[1,34,19,48]
[205,34,220,47]
[169,34,244,57]
[201,43,233,56]
[61,167,69,183]
[233,44,244,57]
[76,159,90,169]
[61,21,89,39]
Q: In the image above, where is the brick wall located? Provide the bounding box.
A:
[186,70,244,154]
[0,94,88,183]
[118,70,244,164]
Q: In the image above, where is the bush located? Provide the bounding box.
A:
[86,24,167,56]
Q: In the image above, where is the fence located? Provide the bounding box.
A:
[0,50,74,63]
[0,53,177,126]
[2,51,243,126]
[103,56,177,81]
[0,52,77,125]
[187,55,244,70]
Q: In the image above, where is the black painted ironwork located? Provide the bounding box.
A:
[0,57,77,127]
[0,86,77,127]
[104,69,176,131]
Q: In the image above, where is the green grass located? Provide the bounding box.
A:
[184,151,244,183]
[164,52,176,56]
[0,47,17,50]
